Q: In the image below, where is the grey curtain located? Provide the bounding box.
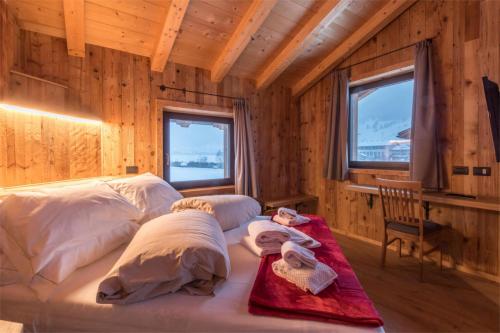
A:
[233,99,259,197]
[324,69,349,181]
[410,40,442,189]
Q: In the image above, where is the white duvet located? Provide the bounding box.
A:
[97,210,230,304]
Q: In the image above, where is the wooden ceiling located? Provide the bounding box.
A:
[6,0,416,95]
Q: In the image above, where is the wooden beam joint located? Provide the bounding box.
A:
[62,0,85,57]
[256,0,353,90]
[210,0,277,83]
[151,0,190,72]
[292,0,418,97]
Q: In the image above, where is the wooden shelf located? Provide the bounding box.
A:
[348,168,409,177]
[345,184,500,212]
[263,194,318,209]
[10,70,68,89]
[179,185,235,197]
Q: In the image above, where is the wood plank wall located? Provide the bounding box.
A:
[299,0,500,280]
[0,0,299,200]
[299,1,500,280]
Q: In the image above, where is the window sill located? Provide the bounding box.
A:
[179,185,235,197]
[349,168,409,177]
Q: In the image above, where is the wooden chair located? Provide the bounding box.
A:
[376,178,446,281]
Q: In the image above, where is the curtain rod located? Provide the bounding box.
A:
[158,85,243,101]
[336,36,436,71]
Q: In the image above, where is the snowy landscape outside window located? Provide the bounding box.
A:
[163,112,234,189]
[349,72,414,169]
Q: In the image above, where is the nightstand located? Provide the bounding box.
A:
[262,194,318,215]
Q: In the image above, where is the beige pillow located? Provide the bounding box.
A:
[170,195,261,231]
[97,210,230,304]
[107,173,183,223]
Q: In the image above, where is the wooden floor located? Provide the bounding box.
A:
[335,233,500,333]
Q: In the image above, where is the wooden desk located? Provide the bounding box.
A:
[263,194,318,214]
[345,184,500,212]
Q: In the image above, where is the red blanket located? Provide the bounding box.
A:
[248,215,383,327]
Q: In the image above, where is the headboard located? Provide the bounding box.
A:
[0,176,128,197]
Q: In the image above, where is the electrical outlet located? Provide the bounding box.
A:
[473,167,491,176]
[452,166,469,175]
[126,166,139,174]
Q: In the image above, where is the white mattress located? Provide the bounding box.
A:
[0,219,384,333]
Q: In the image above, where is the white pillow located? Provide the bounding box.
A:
[0,182,141,300]
[170,195,262,231]
[107,172,183,223]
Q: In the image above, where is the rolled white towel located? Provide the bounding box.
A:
[281,241,318,268]
[272,259,337,295]
[274,208,311,226]
[287,227,321,248]
[272,215,297,226]
[248,220,290,248]
[241,236,281,257]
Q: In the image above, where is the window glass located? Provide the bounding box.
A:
[164,112,234,189]
[349,73,414,168]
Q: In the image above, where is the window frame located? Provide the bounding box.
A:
[348,71,414,171]
[163,111,235,190]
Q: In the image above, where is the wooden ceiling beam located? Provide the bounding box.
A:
[256,0,353,90]
[62,0,85,57]
[151,0,190,72]
[292,0,418,97]
[210,0,277,83]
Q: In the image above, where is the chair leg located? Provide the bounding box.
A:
[440,241,449,272]
[398,238,402,257]
[381,232,388,268]
[440,243,443,272]
[419,241,424,282]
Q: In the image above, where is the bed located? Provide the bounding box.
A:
[0,219,384,333]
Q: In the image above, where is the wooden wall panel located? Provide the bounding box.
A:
[0,21,102,186]
[151,62,299,200]
[250,84,299,198]
[0,0,14,186]
[299,0,500,280]
[0,1,299,201]
[0,0,14,101]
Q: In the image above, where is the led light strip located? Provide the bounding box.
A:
[0,103,102,125]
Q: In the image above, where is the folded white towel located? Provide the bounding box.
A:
[274,208,311,226]
[243,220,320,257]
[248,220,290,248]
[272,259,337,295]
[287,227,321,248]
[272,215,297,226]
[241,236,281,257]
[281,241,318,268]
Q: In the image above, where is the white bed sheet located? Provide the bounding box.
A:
[0,219,384,333]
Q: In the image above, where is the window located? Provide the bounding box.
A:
[349,72,414,169]
[163,112,234,189]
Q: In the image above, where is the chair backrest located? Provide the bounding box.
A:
[376,178,423,229]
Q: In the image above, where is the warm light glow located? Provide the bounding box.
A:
[0,103,102,125]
